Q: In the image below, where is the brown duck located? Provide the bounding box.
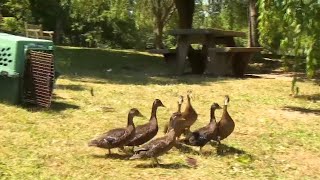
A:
[182,103,222,152]
[163,95,184,133]
[129,114,185,165]
[181,91,198,135]
[88,108,143,154]
[214,95,235,144]
[126,99,165,147]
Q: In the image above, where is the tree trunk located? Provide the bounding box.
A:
[174,0,194,28]
[249,0,260,47]
[174,0,205,74]
[154,22,164,49]
[54,18,63,44]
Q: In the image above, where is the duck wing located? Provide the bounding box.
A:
[133,136,172,158]
[130,123,152,140]
[90,128,128,146]
[135,136,168,152]
[184,125,213,146]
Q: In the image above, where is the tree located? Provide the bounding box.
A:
[248,0,260,47]
[29,0,71,44]
[259,0,320,78]
[151,0,175,49]
[174,0,194,29]
[135,0,175,49]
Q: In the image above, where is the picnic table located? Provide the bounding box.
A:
[166,28,262,76]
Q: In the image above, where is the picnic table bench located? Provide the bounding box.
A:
[25,23,54,40]
[207,47,263,77]
[152,28,263,77]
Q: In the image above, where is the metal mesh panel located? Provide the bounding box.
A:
[23,50,54,107]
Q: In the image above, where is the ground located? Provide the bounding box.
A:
[0,47,319,179]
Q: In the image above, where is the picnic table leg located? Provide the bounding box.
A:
[232,52,253,77]
[176,38,189,75]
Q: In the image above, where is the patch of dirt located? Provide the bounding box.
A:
[268,109,319,121]
[276,151,320,178]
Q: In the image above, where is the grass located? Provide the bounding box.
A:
[0,46,319,179]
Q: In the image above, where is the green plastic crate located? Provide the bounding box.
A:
[0,33,54,105]
[0,33,53,77]
[0,75,22,104]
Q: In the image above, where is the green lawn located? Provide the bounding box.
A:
[0,47,319,179]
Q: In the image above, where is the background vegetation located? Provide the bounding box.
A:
[0,47,319,179]
[1,0,319,77]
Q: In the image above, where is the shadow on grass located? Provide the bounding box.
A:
[294,93,320,102]
[135,162,190,169]
[50,101,80,111]
[91,153,131,160]
[216,144,247,156]
[283,106,320,116]
[56,84,86,91]
[55,47,256,85]
[23,101,80,112]
[174,142,201,155]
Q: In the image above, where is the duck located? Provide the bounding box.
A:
[178,91,198,137]
[165,91,198,140]
[214,95,235,144]
[126,99,165,148]
[129,114,185,165]
[163,95,184,133]
[88,108,144,154]
[182,103,222,152]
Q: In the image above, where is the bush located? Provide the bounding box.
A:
[0,17,24,34]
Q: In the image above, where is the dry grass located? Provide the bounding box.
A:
[0,47,319,179]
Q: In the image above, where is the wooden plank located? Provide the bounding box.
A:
[169,28,246,37]
[209,47,263,53]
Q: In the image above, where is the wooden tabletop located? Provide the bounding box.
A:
[169,28,246,37]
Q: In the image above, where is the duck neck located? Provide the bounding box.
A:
[210,108,216,123]
[177,102,182,113]
[150,103,158,122]
[186,95,192,109]
[127,114,135,127]
[223,104,228,114]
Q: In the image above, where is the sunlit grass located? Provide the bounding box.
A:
[0,47,319,179]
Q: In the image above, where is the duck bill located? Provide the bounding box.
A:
[137,113,145,118]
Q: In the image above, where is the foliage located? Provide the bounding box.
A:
[258,0,320,78]
[0,16,24,33]
[1,47,320,179]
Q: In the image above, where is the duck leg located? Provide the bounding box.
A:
[108,149,111,154]
[199,146,203,154]
[216,136,223,155]
[152,157,161,167]
[118,146,125,152]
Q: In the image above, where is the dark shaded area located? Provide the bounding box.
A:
[135,162,190,169]
[23,101,80,112]
[49,101,80,111]
[54,47,313,85]
[56,84,86,91]
[216,144,247,156]
[283,106,320,116]
[54,47,231,85]
[174,142,200,155]
[91,154,131,160]
[294,93,320,102]
[247,58,283,74]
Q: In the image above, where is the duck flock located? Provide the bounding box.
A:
[88,91,234,166]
